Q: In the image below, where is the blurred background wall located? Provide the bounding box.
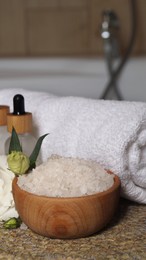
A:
[0,0,145,57]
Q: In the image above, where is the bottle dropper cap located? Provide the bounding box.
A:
[13,94,25,115]
[0,105,10,126]
[7,94,32,134]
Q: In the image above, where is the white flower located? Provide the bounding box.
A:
[0,155,18,221]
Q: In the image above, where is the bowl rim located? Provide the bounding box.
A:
[13,170,120,201]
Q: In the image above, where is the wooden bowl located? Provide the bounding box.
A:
[12,172,120,239]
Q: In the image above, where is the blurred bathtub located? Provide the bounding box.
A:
[0,57,145,101]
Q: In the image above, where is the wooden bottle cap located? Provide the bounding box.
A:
[7,112,32,134]
[0,105,10,126]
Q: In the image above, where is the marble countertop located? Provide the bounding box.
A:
[0,198,146,260]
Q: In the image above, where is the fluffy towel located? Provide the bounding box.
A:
[0,88,146,204]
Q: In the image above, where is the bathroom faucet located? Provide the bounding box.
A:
[100,10,122,100]
[101,10,120,58]
[100,1,137,100]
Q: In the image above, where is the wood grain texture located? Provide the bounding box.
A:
[0,0,145,56]
[0,106,9,126]
[0,0,25,56]
[12,172,120,239]
[7,112,32,134]
[27,9,89,55]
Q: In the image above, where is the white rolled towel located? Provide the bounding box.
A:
[0,88,146,204]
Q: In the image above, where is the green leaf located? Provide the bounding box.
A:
[3,217,22,229]
[29,133,49,170]
[9,127,22,154]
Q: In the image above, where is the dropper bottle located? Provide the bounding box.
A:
[0,105,10,154]
[5,94,37,157]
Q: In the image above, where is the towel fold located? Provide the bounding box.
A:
[0,88,146,204]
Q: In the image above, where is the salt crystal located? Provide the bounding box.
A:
[17,155,114,197]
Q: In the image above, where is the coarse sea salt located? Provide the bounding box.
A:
[17,156,114,197]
